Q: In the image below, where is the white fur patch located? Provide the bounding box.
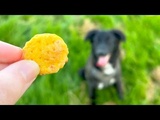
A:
[103,63,115,75]
[98,83,104,90]
[109,78,116,85]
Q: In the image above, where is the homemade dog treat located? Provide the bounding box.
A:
[22,33,69,75]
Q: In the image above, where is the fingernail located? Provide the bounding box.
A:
[20,60,40,83]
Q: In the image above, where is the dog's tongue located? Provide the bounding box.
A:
[96,55,110,67]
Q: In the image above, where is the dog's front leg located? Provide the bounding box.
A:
[114,60,124,100]
[88,84,96,105]
[114,74,124,100]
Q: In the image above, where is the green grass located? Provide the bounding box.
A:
[1,15,160,105]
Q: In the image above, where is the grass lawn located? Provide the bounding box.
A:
[0,15,160,105]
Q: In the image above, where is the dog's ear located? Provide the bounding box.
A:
[85,30,99,42]
[111,30,126,42]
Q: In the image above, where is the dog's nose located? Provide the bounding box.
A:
[96,49,107,56]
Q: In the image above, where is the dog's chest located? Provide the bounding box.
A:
[97,63,116,90]
[102,63,115,75]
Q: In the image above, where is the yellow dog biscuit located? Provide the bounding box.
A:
[22,33,69,75]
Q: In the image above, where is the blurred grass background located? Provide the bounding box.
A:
[0,15,160,105]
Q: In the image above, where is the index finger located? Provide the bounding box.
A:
[0,41,22,63]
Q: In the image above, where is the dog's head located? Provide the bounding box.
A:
[85,29,126,67]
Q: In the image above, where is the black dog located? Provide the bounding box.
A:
[79,29,126,105]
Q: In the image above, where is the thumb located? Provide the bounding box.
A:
[0,60,40,105]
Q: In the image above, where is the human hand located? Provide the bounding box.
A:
[0,41,40,105]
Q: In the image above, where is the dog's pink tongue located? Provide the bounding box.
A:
[96,55,110,67]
